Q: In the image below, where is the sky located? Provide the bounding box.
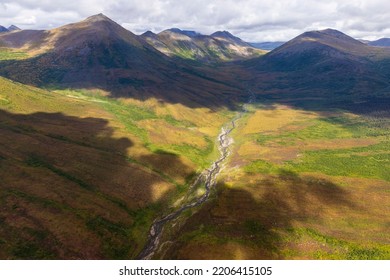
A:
[0,0,389,42]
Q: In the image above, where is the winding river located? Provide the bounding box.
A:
[137,93,254,260]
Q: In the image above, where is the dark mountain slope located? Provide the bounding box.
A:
[248,29,390,97]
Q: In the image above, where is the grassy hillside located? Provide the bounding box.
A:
[0,76,230,259]
[0,48,28,61]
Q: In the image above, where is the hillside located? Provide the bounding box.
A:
[0,72,234,259]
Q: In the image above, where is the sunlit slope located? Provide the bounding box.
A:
[0,76,229,259]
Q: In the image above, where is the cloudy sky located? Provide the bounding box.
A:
[0,0,389,41]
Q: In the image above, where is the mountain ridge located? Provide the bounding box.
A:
[141,28,265,62]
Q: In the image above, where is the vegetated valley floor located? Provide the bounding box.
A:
[163,99,390,259]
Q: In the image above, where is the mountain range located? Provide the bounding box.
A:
[0,25,21,33]
[0,14,243,108]
[141,28,265,62]
[1,14,388,108]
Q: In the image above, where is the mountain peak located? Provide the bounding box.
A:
[211,30,249,47]
[300,28,360,43]
[211,30,235,38]
[0,25,8,32]
[167,28,182,33]
[84,13,113,23]
[164,28,200,37]
[8,25,21,32]
[319,28,346,36]
[142,30,157,37]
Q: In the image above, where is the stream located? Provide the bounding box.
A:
[137,92,254,260]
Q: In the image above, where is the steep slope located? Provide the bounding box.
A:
[249,29,390,97]
[141,28,265,62]
[0,15,241,108]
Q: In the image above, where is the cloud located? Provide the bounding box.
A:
[0,0,389,41]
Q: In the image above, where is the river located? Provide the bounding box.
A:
[137,92,254,260]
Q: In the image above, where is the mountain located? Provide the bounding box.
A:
[249,28,390,99]
[0,25,20,33]
[0,25,8,32]
[368,38,390,47]
[0,14,241,108]
[168,28,201,38]
[7,25,21,32]
[141,28,265,62]
[210,31,249,46]
[249,41,285,51]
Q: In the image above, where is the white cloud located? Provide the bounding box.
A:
[0,0,389,41]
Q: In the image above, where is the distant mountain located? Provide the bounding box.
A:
[210,31,249,47]
[0,25,8,32]
[0,14,241,108]
[7,25,21,32]
[0,25,21,33]
[141,28,265,62]
[167,28,201,38]
[249,41,284,51]
[368,38,390,47]
[249,28,390,97]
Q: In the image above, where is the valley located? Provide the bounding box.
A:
[138,90,254,260]
[0,14,389,260]
[164,103,389,259]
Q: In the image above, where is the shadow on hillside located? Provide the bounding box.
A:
[239,53,390,118]
[0,109,194,259]
[0,53,243,110]
[164,169,357,259]
[253,89,390,118]
[1,51,389,115]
